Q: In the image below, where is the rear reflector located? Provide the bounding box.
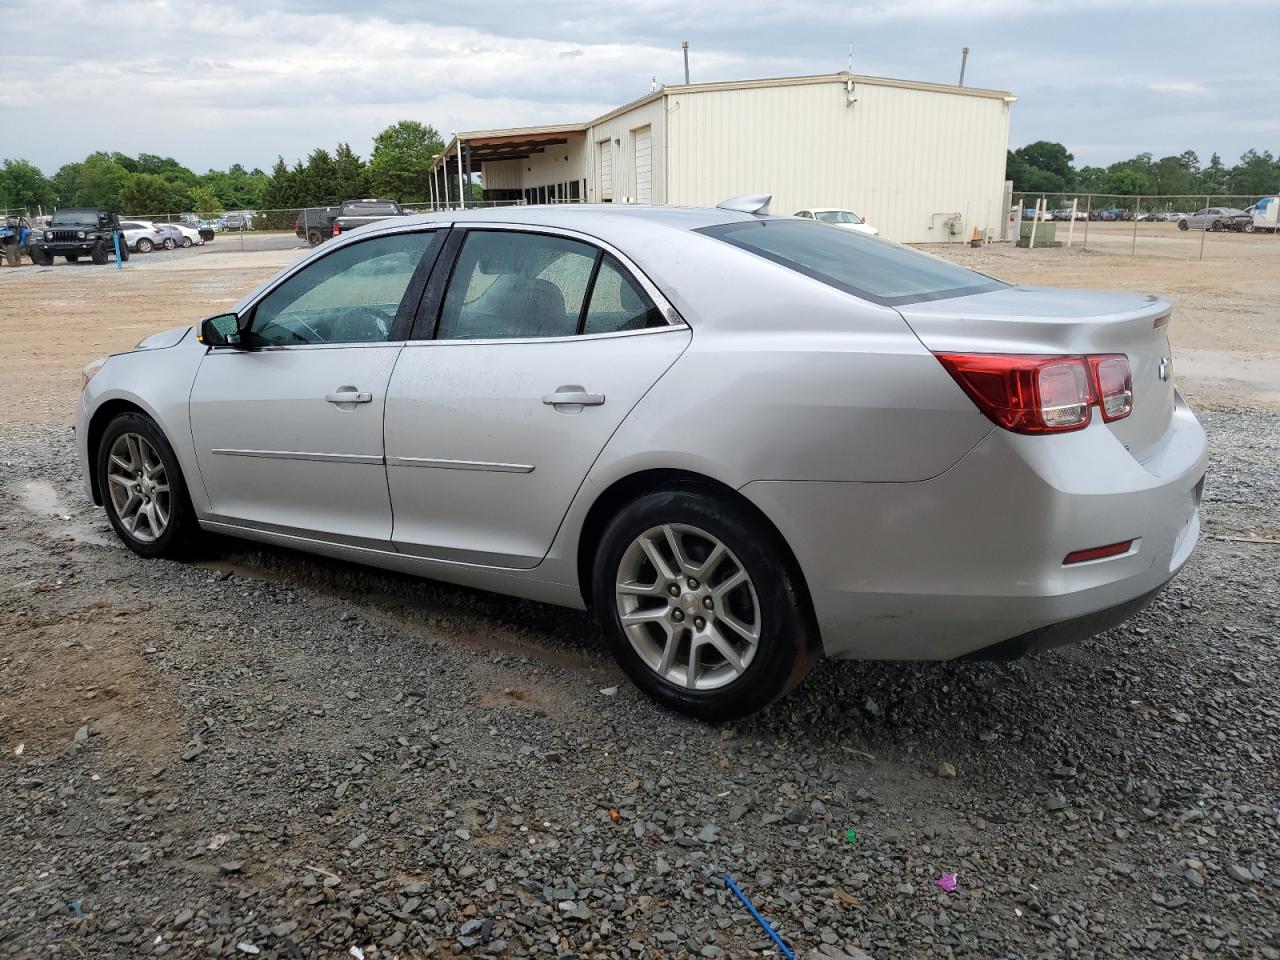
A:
[333,221,342,236]
[1063,540,1133,564]
[935,352,1134,434]
[1153,313,1170,329]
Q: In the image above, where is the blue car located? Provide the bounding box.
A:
[0,215,33,266]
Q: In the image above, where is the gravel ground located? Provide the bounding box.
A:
[1,406,1277,960]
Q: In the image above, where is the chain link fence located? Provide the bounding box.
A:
[1009,192,1279,259]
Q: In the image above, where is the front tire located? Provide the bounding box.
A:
[592,488,819,720]
[97,413,199,559]
[90,241,108,265]
[1178,219,1189,231]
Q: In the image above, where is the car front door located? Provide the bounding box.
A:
[189,228,443,547]
[383,226,691,568]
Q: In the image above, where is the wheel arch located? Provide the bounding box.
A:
[85,398,150,505]
[575,468,817,630]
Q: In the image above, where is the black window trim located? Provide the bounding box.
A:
[410,225,677,343]
[696,219,1006,307]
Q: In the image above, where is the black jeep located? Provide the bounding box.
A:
[29,208,128,265]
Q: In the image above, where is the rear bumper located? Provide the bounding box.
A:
[742,393,1207,660]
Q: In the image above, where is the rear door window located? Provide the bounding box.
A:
[698,219,1004,306]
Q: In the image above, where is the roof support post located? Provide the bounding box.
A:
[456,137,466,210]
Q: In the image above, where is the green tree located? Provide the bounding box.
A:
[120,173,186,215]
[186,185,225,216]
[1228,149,1279,196]
[1195,153,1229,196]
[333,142,370,200]
[75,154,132,209]
[369,121,443,200]
[1014,141,1074,184]
[0,159,55,212]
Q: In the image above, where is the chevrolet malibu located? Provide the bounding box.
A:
[77,200,1208,719]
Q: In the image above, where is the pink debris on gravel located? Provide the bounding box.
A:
[936,872,958,893]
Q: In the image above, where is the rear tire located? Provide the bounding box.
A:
[119,241,129,262]
[592,487,819,721]
[1211,220,1222,232]
[163,238,176,250]
[181,237,193,247]
[137,238,153,253]
[2,243,17,267]
[1178,219,1189,231]
[30,245,51,265]
[96,412,200,559]
[307,230,323,246]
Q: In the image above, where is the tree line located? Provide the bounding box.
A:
[0,121,473,216]
[1007,142,1280,198]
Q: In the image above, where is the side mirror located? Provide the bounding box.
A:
[199,313,243,347]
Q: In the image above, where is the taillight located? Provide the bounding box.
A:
[1089,354,1133,421]
[935,352,1133,435]
[333,221,341,236]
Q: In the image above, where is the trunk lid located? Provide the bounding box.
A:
[897,285,1174,461]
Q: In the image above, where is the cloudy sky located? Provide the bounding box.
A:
[6,0,1278,174]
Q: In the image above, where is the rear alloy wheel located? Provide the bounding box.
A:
[594,488,818,720]
[307,230,324,246]
[137,238,153,253]
[182,236,193,247]
[98,413,199,558]
[1178,219,1189,231]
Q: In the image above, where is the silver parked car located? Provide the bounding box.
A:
[76,200,1207,719]
[1176,207,1248,231]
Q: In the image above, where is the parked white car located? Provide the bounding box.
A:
[794,208,879,237]
[168,223,205,247]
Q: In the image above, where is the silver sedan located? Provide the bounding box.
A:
[76,201,1208,719]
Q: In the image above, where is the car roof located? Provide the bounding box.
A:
[389,203,761,235]
[805,207,852,213]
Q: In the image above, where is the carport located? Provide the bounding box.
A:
[432,124,588,207]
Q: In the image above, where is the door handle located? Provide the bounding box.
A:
[325,390,373,404]
[542,389,605,407]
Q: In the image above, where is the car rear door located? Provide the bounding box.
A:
[189,228,444,547]
[383,226,690,568]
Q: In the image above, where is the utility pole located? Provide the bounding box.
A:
[682,41,689,84]
[958,47,969,86]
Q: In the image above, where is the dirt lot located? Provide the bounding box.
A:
[1,237,1277,959]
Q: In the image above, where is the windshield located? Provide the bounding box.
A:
[814,210,862,225]
[51,209,99,225]
[345,202,399,215]
[699,219,1004,306]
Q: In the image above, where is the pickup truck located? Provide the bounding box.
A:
[331,199,406,238]
[294,206,340,246]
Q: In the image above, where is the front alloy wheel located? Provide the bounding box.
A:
[594,488,818,720]
[97,412,198,557]
[106,432,171,543]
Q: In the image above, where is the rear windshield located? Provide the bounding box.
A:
[698,219,1004,306]
[344,202,399,215]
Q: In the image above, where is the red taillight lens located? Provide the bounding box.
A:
[1089,354,1133,421]
[332,221,341,236]
[935,354,1094,434]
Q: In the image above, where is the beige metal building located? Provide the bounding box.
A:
[432,72,1015,244]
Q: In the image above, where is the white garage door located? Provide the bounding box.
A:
[598,140,613,201]
[633,125,652,203]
